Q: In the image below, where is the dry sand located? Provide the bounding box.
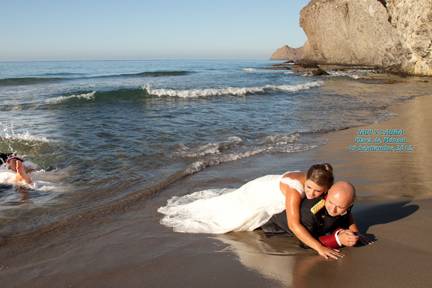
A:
[0,94,431,287]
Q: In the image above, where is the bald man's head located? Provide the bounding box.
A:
[325,181,356,217]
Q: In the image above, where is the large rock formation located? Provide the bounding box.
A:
[299,0,432,76]
[271,45,304,61]
[387,0,432,75]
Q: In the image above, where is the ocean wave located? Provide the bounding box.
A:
[170,133,317,177]
[121,70,192,77]
[44,89,150,105]
[38,72,86,77]
[183,143,317,175]
[1,80,322,110]
[173,133,303,159]
[3,80,322,110]
[173,136,243,158]
[92,70,193,79]
[0,77,64,86]
[45,91,97,104]
[38,81,323,107]
[0,71,193,87]
[144,81,323,98]
[0,89,151,110]
[0,130,54,144]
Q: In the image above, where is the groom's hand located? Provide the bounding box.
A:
[339,230,359,247]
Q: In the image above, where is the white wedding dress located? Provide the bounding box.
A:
[158,172,305,234]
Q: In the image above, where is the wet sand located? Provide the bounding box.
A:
[1,94,432,287]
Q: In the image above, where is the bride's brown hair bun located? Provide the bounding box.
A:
[306,163,334,188]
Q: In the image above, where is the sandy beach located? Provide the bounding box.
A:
[1,91,432,287]
[1,0,431,286]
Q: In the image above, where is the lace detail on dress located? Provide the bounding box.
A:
[279,176,304,196]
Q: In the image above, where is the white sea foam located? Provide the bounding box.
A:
[180,141,317,178]
[46,91,96,104]
[0,166,67,202]
[242,68,258,72]
[301,69,373,79]
[262,133,300,145]
[6,131,51,143]
[1,125,54,143]
[327,71,361,79]
[183,148,268,175]
[242,68,294,75]
[174,136,243,158]
[144,81,323,98]
[173,133,316,167]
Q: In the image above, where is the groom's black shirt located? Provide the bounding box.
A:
[260,195,352,239]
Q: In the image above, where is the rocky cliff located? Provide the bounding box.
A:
[271,45,304,61]
[299,0,432,76]
[387,0,432,75]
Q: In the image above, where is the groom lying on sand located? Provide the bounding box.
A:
[260,181,362,256]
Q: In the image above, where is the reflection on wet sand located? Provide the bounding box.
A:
[215,231,326,287]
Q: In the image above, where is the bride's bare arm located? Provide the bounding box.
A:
[16,161,33,185]
[283,184,343,260]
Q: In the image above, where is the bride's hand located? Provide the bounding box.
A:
[316,245,343,260]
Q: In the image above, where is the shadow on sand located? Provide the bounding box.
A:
[353,200,419,233]
[213,200,420,286]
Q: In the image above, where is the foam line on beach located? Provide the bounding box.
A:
[172,133,305,159]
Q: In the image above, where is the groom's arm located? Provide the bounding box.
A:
[301,218,342,249]
[318,230,343,249]
[320,212,359,248]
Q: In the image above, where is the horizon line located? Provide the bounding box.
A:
[0,57,284,63]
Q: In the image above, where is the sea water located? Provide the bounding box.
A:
[0,59,429,234]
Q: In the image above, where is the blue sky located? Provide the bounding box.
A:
[1,0,310,60]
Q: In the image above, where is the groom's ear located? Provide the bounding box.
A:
[340,204,353,216]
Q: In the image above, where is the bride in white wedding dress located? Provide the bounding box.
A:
[158,163,343,259]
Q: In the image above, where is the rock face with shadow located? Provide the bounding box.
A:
[299,0,432,76]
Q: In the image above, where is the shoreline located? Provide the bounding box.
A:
[1,93,431,287]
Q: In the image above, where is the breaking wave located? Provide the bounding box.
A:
[2,81,324,111]
[45,91,97,104]
[144,81,323,98]
[0,130,54,144]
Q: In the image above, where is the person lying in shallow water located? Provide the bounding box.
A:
[0,153,33,185]
[260,181,369,258]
